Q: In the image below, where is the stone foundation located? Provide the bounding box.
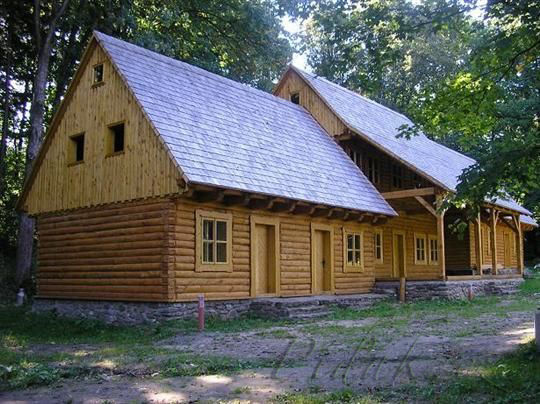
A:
[32,298,252,325]
[375,278,524,300]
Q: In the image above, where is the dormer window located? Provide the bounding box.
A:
[290,92,300,105]
[93,64,104,84]
[107,122,125,155]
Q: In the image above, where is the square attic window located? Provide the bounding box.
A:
[93,64,104,84]
[290,92,300,105]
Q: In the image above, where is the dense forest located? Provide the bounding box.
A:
[1,0,539,292]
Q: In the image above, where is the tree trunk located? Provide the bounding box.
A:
[0,20,12,197]
[15,0,70,287]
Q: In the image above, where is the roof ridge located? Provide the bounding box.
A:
[93,31,308,115]
[292,66,414,123]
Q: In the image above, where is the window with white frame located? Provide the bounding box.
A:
[414,233,427,264]
[428,235,439,264]
[374,229,383,263]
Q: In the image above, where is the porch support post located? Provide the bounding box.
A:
[436,195,446,280]
[475,212,483,276]
[512,214,524,275]
[490,208,499,275]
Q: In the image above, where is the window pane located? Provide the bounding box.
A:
[203,219,213,241]
[355,251,361,265]
[203,241,214,263]
[216,242,227,263]
[347,234,353,250]
[347,250,354,265]
[354,234,361,250]
[216,221,227,241]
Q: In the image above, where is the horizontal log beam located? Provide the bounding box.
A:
[382,187,436,200]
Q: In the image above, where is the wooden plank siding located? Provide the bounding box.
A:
[22,42,180,215]
[274,70,346,137]
[170,198,375,301]
[373,213,442,280]
[472,220,518,270]
[36,198,174,301]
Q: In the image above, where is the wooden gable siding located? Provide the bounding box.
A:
[374,213,441,280]
[35,198,174,301]
[274,70,346,137]
[23,42,180,215]
[171,198,375,301]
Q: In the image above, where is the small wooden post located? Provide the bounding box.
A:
[436,195,446,280]
[198,294,205,331]
[513,214,524,275]
[475,213,483,276]
[399,277,406,303]
[490,208,498,275]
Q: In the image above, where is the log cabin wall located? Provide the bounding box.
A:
[373,213,441,280]
[445,221,472,272]
[22,42,180,215]
[171,198,375,301]
[36,198,175,301]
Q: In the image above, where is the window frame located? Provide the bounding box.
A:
[195,210,233,272]
[366,157,380,184]
[68,133,85,165]
[343,228,364,272]
[106,121,126,156]
[414,233,427,265]
[428,234,439,265]
[374,229,384,264]
[92,63,104,86]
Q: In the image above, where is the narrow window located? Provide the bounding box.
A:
[108,122,125,154]
[374,230,383,263]
[415,233,427,264]
[344,230,363,271]
[392,164,403,188]
[196,210,233,271]
[290,92,300,105]
[69,133,85,164]
[366,157,380,184]
[429,236,439,264]
[93,64,104,84]
[348,149,362,168]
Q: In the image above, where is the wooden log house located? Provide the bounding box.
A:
[18,32,537,306]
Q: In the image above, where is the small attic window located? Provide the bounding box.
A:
[107,122,125,155]
[69,133,85,164]
[290,92,300,105]
[93,64,104,84]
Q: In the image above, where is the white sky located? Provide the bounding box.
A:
[281,16,310,71]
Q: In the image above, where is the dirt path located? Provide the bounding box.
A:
[0,306,535,403]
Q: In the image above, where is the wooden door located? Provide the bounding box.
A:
[312,230,331,294]
[503,233,512,268]
[255,223,276,295]
[393,233,406,278]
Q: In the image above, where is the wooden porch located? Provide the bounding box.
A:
[381,187,525,281]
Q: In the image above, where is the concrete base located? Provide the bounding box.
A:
[374,278,523,301]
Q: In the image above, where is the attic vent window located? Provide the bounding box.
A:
[69,133,85,164]
[290,92,300,105]
[93,64,104,84]
[107,122,125,155]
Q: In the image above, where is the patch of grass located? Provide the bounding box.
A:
[161,353,280,377]
[273,389,381,404]
[415,341,540,403]
[520,275,540,295]
[232,386,251,394]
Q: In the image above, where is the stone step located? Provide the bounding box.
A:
[289,311,330,320]
[286,306,329,316]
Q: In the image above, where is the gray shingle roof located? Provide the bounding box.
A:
[94,32,395,216]
[292,67,531,216]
